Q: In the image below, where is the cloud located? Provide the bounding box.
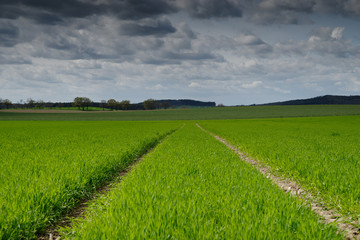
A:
[307,27,357,57]
[0,0,177,23]
[250,0,315,24]
[331,27,345,40]
[0,54,32,64]
[314,0,360,16]
[176,0,243,18]
[242,80,263,89]
[162,51,218,61]
[265,86,291,94]
[248,0,360,25]
[1,0,360,27]
[206,33,273,56]
[120,17,176,36]
[1,1,360,106]
[0,21,20,47]
[110,0,177,20]
[273,26,360,58]
[0,0,104,19]
[189,82,200,88]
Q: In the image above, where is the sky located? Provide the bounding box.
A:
[0,0,360,106]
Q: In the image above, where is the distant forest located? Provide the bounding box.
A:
[0,98,216,110]
[263,95,360,106]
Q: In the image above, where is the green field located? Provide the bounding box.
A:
[62,124,341,239]
[0,121,180,239]
[200,116,360,220]
[1,105,360,121]
[1,106,360,239]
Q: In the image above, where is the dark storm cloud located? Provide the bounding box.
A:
[0,0,104,19]
[314,0,360,16]
[0,4,63,25]
[178,0,243,18]
[0,22,20,47]
[0,0,177,23]
[1,0,360,25]
[110,0,177,20]
[0,0,244,22]
[120,18,176,36]
[252,0,360,24]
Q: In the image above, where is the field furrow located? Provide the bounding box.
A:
[0,121,180,239]
[63,124,342,239]
[199,116,360,229]
[197,123,359,239]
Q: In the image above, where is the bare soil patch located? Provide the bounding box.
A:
[0,109,96,113]
[196,123,360,240]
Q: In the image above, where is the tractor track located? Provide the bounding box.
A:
[196,123,360,240]
[37,126,182,240]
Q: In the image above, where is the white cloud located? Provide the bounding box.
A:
[331,27,344,40]
[189,82,200,88]
[242,81,263,89]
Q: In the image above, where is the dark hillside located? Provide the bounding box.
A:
[265,95,360,105]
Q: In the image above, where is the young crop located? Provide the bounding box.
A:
[200,116,360,223]
[63,124,341,239]
[1,105,360,121]
[0,121,180,239]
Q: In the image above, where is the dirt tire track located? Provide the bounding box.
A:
[37,126,183,240]
[196,123,360,240]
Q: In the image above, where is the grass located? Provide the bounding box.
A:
[1,105,360,121]
[200,115,360,223]
[2,105,360,239]
[0,121,180,239]
[62,124,342,239]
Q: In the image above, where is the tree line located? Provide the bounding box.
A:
[0,97,215,110]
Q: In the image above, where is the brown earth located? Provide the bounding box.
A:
[0,109,100,113]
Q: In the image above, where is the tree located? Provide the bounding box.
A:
[83,97,91,111]
[27,98,35,109]
[3,99,12,109]
[162,101,170,109]
[57,102,64,108]
[100,100,107,111]
[143,99,157,110]
[73,97,92,111]
[107,99,118,111]
[120,100,130,110]
[36,100,45,109]
[73,97,82,110]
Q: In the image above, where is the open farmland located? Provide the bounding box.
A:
[0,121,180,239]
[62,124,341,239]
[2,104,360,121]
[1,106,360,239]
[200,116,360,223]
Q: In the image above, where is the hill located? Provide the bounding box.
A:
[155,99,216,108]
[264,95,360,105]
